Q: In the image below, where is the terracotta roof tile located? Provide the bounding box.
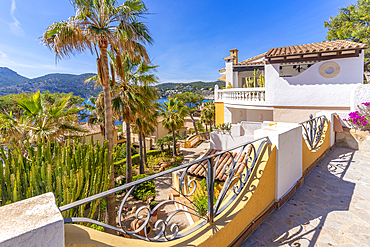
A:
[188,145,252,181]
[235,53,266,66]
[266,40,368,57]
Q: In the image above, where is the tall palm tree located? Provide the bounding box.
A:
[133,86,159,173]
[161,98,188,157]
[42,0,153,231]
[111,52,158,182]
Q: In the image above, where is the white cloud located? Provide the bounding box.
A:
[9,0,24,37]
[0,51,8,59]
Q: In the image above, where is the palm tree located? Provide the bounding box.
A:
[0,92,84,149]
[133,86,159,173]
[111,53,158,182]
[202,102,215,131]
[42,0,153,229]
[161,98,188,157]
[173,93,204,135]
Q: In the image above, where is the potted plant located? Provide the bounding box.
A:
[149,201,158,216]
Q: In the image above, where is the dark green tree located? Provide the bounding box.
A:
[324,0,370,82]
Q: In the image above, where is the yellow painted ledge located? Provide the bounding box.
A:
[65,143,276,247]
[302,120,330,172]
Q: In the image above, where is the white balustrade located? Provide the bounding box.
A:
[215,88,266,103]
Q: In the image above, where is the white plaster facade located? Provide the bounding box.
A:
[216,42,367,124]
[0,193,64,247]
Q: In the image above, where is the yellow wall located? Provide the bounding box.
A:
[302,120,330,172]
[215,102,224,125]
[65,142,276,247]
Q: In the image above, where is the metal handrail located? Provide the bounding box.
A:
[300,115,328,150]
[61,137,269,241]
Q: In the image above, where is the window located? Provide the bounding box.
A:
[279,62,316,77]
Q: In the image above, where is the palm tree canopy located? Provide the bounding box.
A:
[42,0,152,62]
[161,98,188,132]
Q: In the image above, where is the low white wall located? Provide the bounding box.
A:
[210,132,255,151]
[0,193,64,247]
[350,84,370,111]
[255,123,302,200]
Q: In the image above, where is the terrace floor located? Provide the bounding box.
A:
[241,147,370,247]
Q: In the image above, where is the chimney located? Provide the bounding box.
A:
[230,49,238,65]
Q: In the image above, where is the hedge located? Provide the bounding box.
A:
[115,149,162,175]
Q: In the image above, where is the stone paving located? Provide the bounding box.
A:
[241,147,370,247]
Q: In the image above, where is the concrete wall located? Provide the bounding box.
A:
[255,123,302,200]
[0,193,64,247]
[265,55,364,108]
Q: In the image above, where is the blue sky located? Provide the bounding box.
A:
[0,0,357,83]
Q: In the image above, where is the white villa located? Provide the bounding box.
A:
[215,40,368,124]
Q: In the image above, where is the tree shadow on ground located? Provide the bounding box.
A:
[243,147,356,247]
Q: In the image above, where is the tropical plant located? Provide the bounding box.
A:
[0,138,114,223]
[110,53,158,181]
[173,92,204,135]
[42,0,153,228]
[132,86,159,174]
[161,98,188,157]
[0,92,84,149]
[131,174,155,201]
[324,0,370,82]
[201,102,215,131]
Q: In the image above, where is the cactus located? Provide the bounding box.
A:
[0,137,115,219]
[246,69,265,88]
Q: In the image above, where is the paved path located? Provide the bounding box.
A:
[180,140,210,164]
[241,147,370,247]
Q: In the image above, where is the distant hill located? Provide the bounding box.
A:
[0,67,28,86]
[0,67,101,98]
[0,67,224,99]
[155,81,224,98]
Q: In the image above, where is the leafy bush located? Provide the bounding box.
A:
[132,174,156,201]
[116,143,138,160]
[114,149,162,175]
[345,102,370,130]
[193,179,218,217]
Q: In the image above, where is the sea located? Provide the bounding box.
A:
[80,98,213,124]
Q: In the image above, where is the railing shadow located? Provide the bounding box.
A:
[243,148,356,247]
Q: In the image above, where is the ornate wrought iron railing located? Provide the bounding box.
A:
[60,137,268,242]
[300,115,328,150]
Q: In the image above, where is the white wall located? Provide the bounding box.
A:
[225,60,233,87]
[227,108,273,124]
[0,193,64,247]
[265,54,364,107]
[350,84,370,111]
[255,123,303,200]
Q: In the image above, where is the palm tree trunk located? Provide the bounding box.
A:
[205,124,208,132]
[139,132,144,174]
[126,122,132,183]
[172,130,177,157]
[190,113,198,135]
[100,43,116,233]
[209,120,213,131]
[143,134,148,167]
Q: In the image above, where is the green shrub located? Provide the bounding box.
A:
[115,149,162,175]
[132,174,156,201]
[116,143,138,160]
[193,179,217,217]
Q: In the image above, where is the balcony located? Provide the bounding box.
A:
[214,86,266,105]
